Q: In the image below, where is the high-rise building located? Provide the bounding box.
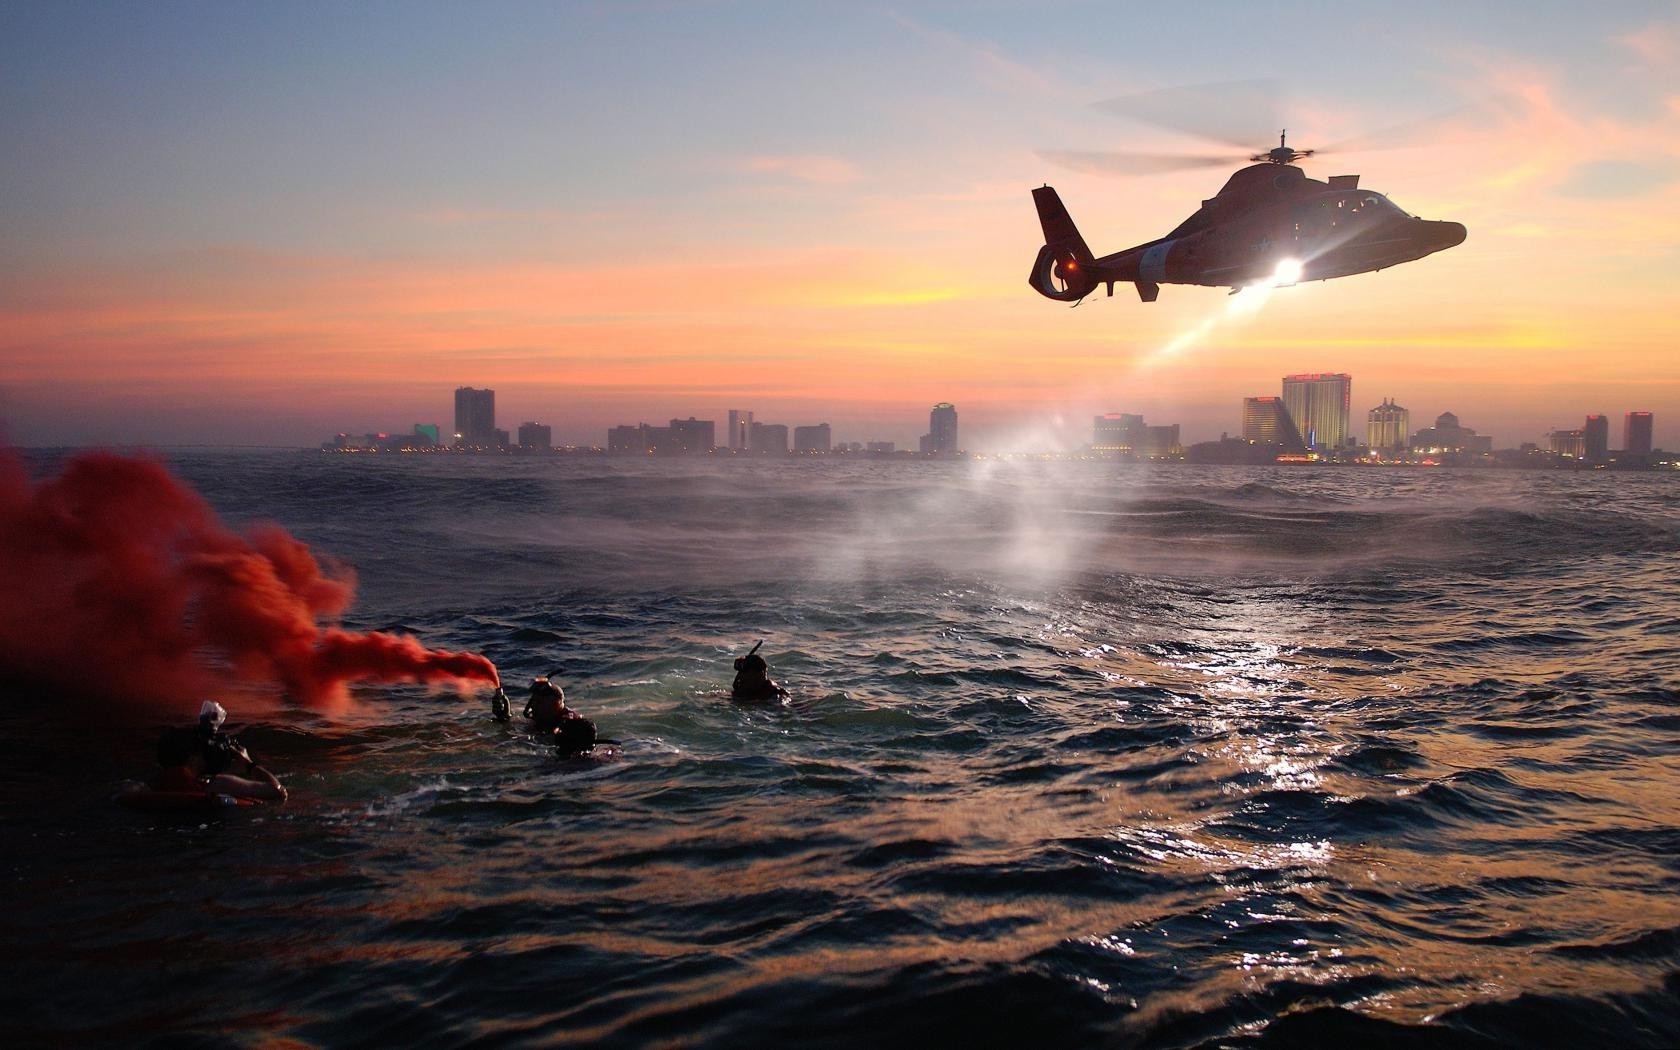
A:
[727,409,753,451]
[1281,373,1351,450]
[1092,413,1178,457]
[454,387,496,446]
[668,417,715,453]
[793,423,831,453]
[922,402,958,454]
[608,424,652,454]
[1241,396,1303,448]
[1093,413,1144,451]
[1583,414,1609,463]
[1142,424,1180,457]
[1624,411,1653,457]
[517,422,552,451]
[1366,398,1410,453]
[748,421,789,454]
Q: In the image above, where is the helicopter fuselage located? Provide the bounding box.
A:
[1029,162,1465,303]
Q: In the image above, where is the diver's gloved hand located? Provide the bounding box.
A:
[490,687,511,723]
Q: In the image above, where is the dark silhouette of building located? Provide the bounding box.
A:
[920,402,958,454]
[866,441,895,453]
[454,387,497,446]
[1241,396,1304,449]
[1625,411,1654,457]
[794,424,831,453]
[414,423,441,447]
[1142,424,1180,457]
[1281,373,1351,450]
[1366,398,1410,453]
[749,421,789,454]
[1187,437,1293,464]
[1414,411,1490,454]
[1584,414,1609,463]
[517,422,552,451]
[607,424,651,454]
[668,417,715,453]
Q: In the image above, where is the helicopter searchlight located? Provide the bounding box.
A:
[1272,258,1305,286]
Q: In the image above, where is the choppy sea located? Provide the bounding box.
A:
[3,450,1678,1048]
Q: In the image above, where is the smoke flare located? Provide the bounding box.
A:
[0,448,497,712]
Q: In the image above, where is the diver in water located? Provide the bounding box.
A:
[523,677,598,755]
[731,642,789,703]
[152,701,288,802]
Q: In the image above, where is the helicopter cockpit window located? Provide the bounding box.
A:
[1354,193,1407,218]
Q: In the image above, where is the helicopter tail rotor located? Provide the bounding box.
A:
[1028,186,1100,302]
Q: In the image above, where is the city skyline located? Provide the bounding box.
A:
[328,382,1659,462]
[4,5,1678,451]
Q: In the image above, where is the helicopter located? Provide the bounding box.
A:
[1028,130,1466,304]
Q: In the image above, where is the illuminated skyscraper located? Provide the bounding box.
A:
[454,386,496,446]
[923,402,958,453]
[1366,398,1410,453]
[1583,414,1609,463]
[1281,373,1351,450]
[1625,411,1653,457]
[1241,396,1304,448]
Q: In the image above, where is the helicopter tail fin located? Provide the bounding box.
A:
[1028,186,1101,302]
[1032,186,1094,265]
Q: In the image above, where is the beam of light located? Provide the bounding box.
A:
[1135,260,1302,371]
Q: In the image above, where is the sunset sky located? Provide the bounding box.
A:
[3,2,1678,451]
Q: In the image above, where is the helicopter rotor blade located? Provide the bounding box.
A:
[1092,79,1283,150]
[1311,106,1469,157]
[1036,149,1238,177]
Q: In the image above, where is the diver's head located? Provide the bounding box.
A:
[530,677,564,704]
[734,654,768,676]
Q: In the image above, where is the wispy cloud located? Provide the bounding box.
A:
[880,8,1069,101]
[736,154,863,185]
[1615,22,1678,65]
[1555,159,1680,199]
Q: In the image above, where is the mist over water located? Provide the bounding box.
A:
[5,450,1679,1047]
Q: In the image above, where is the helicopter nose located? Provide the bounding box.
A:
[1428,220,1467,252]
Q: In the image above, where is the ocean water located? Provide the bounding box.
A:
[4,450,1679,1048]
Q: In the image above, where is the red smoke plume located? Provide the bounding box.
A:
[0,448,498,712]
